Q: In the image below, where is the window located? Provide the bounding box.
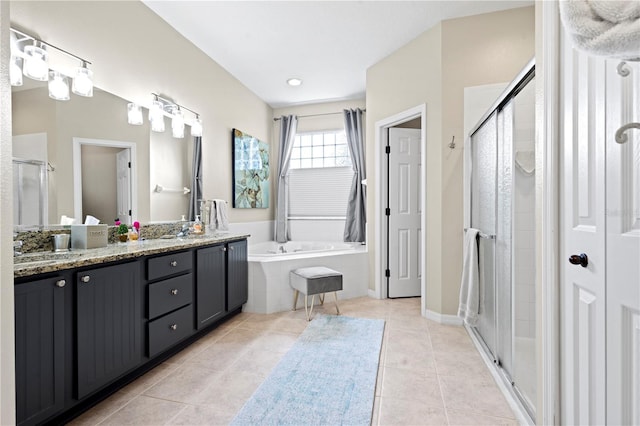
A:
[289,130,352,169]
[287,130,353,219]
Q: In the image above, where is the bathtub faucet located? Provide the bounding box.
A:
[278,245,287,253]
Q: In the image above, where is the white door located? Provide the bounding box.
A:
[605,59,640,426]
[387,128,421,298]
[560,34,640,425]
[560,41,607,425]
[116,148,132,224]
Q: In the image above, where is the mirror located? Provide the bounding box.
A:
[12,81,192,227]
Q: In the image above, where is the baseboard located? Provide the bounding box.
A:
[367,289,380,299]
[424,309,464,326]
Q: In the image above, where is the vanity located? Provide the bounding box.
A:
[14,233,249,425]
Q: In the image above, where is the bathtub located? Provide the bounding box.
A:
[245,241,369,314]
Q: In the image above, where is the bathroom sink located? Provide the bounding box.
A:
[14,251,84,265]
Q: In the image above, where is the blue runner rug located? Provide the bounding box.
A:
[231,315,385,426]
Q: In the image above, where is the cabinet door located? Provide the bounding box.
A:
[196,245,226,329]
[227,239,248,311]
[76,262,142,399]
[15,276,67,426]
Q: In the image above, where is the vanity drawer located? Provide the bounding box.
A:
[148,273,193,320]
[148,304,193,357]
[147,251,192,281]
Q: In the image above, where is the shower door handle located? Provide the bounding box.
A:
[568,253,588,268]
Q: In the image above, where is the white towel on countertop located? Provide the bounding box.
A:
[458,228,480,326]
[559,0,640,59]
[214,199,229,232]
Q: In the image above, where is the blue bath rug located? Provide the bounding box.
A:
[230,315,385,426]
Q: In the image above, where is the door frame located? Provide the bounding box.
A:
[72,138,138,224]
[539,1,561,425]
[374,104,426,310]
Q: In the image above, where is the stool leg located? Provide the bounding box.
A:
[304,295,309,321]
[334,292,340,315]
[319,293,325,305]
[308,295,316,321]
[292,289,299,311]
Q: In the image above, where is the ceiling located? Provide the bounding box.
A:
[143,1,533,108]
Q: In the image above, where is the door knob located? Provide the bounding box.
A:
[569,253,588,268]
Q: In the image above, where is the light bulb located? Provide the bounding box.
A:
[191,116,203,137]
[72,65,93,97]
[23,45,49,81]
[10,56,23,86]
[149,100,165,132]
[127,103,143,125]
[48,71,70,101]
[172,108,185,138]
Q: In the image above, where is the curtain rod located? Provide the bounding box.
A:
[273,109,366,122]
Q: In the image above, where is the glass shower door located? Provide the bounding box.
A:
[470,112,498,357]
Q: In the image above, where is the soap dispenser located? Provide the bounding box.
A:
[193,215,203,234]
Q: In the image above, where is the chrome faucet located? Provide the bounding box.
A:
[278,245,286,253]
[177,223,190,238]
[13,240,23,256]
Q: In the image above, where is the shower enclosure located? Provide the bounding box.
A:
[13,158,49,226]
[466,60,536,420]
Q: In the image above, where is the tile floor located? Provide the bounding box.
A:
[69,297,518,425]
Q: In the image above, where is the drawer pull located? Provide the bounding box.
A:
[222,247,227,252]
[169,324,178,331]
[55,279,66,288]
[80,275,90,283]
[230,246,235,251]
[170,288,179,295]
[170,260,178,267]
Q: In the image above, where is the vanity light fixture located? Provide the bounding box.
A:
[134,93,203,138]
[287,77,302,87]
[10,27,94,98]
[48,70,70,101]
[127,103,143,125]
[71,62,94,97]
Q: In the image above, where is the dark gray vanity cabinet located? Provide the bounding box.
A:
[196,244,226,329]
[76,261,142,399]
[146,251,194,357]
[227,239,248,311]
[14,275,67,426]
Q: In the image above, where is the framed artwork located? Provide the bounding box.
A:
[232,129,270,208]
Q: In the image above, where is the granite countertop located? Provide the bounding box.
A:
[14,233,250,279]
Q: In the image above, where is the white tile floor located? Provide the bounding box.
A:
[69,297,517,425]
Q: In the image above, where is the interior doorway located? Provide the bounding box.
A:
[374,105,426,306]
[73,138,137,225]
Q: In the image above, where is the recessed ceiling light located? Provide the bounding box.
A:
[287,78,302,87]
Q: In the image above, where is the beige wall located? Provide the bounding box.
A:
[366,6,534,315]
[10,0,273,224]
[81,145,119,222]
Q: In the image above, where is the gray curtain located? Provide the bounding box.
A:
[188,136,202,220]
[343,108,366,242]
[274,115,298,243]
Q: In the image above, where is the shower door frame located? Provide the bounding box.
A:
[464,59,536,422]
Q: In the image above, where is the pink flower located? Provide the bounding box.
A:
[115,220,121,226]
[133,221,140,231]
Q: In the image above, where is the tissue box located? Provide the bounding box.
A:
[71,225,108,249]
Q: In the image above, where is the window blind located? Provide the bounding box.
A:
[288,167,354,217]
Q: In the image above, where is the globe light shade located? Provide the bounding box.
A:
[72,66,93,97]
[48,71,70,101]
[23,45,49,81]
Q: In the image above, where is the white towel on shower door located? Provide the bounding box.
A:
[458,228,480,326]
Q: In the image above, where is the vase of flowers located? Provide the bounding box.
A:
[115,219,129,242]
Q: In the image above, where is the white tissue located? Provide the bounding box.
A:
[84,215,100,225]
[60,215,77,225]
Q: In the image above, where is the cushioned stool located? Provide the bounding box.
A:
[290,267,342,321]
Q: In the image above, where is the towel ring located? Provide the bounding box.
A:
[615,122,640,144]
[617,61,631,77]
